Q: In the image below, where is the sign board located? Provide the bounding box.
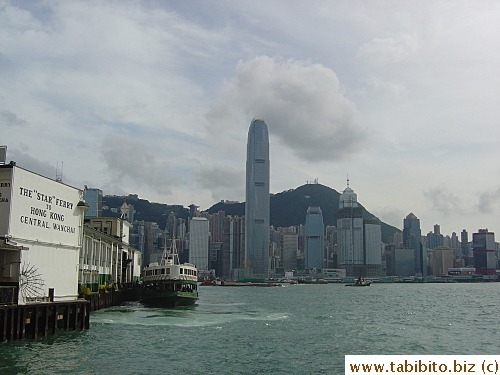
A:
[0,169,12,236]
[0,166,83,248]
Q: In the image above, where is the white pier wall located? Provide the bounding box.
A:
[0,165,85,304]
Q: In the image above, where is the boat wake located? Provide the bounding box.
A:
[90,303,289,328]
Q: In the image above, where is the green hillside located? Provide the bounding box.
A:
[101,195,189,229]
[209,183,400,243]
[101,183,401,243]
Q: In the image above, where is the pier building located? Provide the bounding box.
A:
[0,156,141,341]
[80,217,142,292]
[0,163,87,305]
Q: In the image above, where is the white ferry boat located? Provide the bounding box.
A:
[141,246,198,307]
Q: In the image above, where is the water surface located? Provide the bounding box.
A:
[1,283,499,374]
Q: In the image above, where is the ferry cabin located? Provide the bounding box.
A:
[142,262,198,282]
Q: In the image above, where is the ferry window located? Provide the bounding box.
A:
[180,268,183,274]
[166,268,170,274]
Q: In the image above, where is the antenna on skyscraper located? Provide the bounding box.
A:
[347,174,350,188]
[56,161,63,182]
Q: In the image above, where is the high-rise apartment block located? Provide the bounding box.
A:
[210,211,226,243]
[221,216,245,279]
[431,246,453,276]
[245,119,270,278]
[281,232,299,271]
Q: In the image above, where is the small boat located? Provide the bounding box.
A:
[346,276,371,287]
[141,243,199,307]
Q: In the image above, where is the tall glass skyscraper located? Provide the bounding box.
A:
[83,188,102,218]
[305,206,324,269]
[337,185,364,273]
[337,182,381,277]
[472,229,496,276]
[403,213,427,276]
[189,217,210,275]
[245,119,270,278]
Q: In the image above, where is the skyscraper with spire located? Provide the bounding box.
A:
[245,119,270,277]
[337,180,381,277]
[337,181,364,275]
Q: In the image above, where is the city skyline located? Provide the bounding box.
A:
[1,1,499,237]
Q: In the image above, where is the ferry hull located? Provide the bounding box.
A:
[141,292,198,307]
[141,280,198,308]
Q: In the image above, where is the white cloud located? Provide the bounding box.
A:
[1,0,499,234]
[192,165,244,203]
[0,110,28,127]
[357,33,419,65]
[207,56,371,162]
[424,188,464,217]
[362,76,406,98]
[6,148,58,182]
[477,188,500,215]
[100,134,175,195]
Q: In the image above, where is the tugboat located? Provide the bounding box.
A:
[141,242,199,307]
[346,276,371,287]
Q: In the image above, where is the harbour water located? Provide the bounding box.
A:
[2,282,500,374]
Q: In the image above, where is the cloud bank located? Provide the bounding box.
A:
[207,56,371,162]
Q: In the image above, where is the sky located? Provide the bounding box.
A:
[1,0,499,237]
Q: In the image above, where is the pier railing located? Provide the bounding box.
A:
[0,300,89,342]
[0,284,141,342]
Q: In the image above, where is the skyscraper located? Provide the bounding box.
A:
[337,182,381,277]
[281,232,299,271]
[461,229,471,259]
[431,246,453,276]
[222,216,245,279]
[337,184,364,276]
[83,188,103,218]
[472,229,496,277]
[245,119,270,277]
[189,217,210,275]
[403,213,427,276]
[305,206,324,269]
